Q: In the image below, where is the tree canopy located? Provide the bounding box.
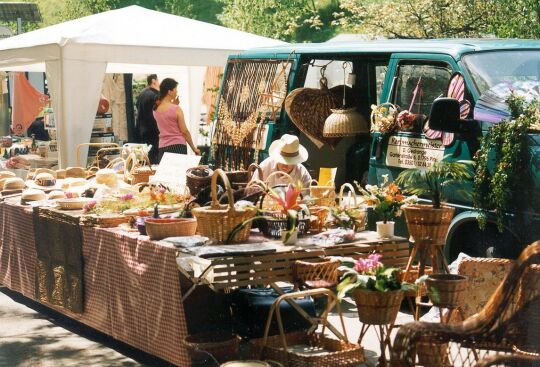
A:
[21,0,540,41]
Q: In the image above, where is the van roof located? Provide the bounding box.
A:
[233,38,540,59]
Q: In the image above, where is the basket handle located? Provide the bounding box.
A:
[338,183,358,207]
[265,171,293,186]
[76,142,119,167]
[260,288,350,357]
[247,163,263,181]
[211,169,235,211]
[123,152,137,182]
[105,157,126,171]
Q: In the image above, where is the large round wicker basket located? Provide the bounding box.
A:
[145,218,198,240]
[182,331,240,364]
[425,273,469,308]
[192,169,256,243]
[402,204,455,245]
[353,289,404,325]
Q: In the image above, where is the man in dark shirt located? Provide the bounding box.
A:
[27,117,50,141]
[136,74,160,163]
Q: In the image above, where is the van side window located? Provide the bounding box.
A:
[394,63,452,116]
[304,59,353,88]
[375,65,387,102]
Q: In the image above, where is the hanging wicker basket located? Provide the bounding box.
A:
[352,289,404,325]
[402,204,455,246]
[425,273,469,308]
[192,169,256,243]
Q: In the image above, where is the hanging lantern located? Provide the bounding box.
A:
[323,62,369,137]
[323,107,369,137]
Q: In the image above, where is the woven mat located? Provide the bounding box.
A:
[33,207,84,314]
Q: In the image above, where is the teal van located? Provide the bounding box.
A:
[215,39,540,259]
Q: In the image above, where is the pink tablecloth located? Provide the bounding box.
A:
[0,201,190,367]
[0,201,36,298]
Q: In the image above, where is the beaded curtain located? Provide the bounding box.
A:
[212,59,291,171]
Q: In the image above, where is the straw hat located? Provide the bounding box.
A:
[47,190,66,200]
[268,134,308,165]
[0,171,16,180]
[3,177,25,190]
[65,167,87,178]
[26,172,62,191]
[56,169,66,179]
[21,189,46,204]
[34,168,57,179]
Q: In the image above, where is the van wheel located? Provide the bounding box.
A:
[448,221,521,261]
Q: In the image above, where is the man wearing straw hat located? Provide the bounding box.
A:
[251,134,312,188]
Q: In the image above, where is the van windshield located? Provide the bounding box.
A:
[462,51,540,95]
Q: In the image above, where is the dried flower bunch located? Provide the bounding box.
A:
[370,103,398,133]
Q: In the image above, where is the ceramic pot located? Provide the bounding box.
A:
[281,228,298,245]
[376,221,395,238]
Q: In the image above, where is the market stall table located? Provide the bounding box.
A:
[0,196,410,366]
[0,198,190,366]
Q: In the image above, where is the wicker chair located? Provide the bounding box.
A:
[391,240,540,367]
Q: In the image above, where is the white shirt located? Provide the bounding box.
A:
[251,157,312,189]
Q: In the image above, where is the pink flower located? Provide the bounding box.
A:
[354,253,383,274]
[120,193,134,201]
[83,200,97,213]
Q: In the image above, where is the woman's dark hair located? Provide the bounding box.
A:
[154,78,178,110]
[159,78,178,100]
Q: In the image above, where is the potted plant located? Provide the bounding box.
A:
[337,253,414,325]
[395,157,473,245]
[356,174,414,238]
[226,182,307,245]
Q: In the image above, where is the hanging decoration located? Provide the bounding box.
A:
[212,59,292,171]
[323,62,368,137]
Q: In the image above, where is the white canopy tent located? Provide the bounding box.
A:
[0,5,285,167]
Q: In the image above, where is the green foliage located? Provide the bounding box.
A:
[218,0,338,42]
[395,157,473,209]
[333,0,540,39]
[474,93,536,232]
[161,0,223,24]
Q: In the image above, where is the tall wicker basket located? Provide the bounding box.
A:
[353,289,404,325]
[192,169,256,243]
[402,204,455,245]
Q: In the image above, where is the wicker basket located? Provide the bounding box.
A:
[82,214,129,228]
[259,212,310,239]
[293,258,339,289]
[192,169,256,243]
[425,274,469,308]
[145,218,197,240]
[310,179,336,207]
[309,206,330,233]
[182,331,240,364]
[251,331,363,367]
[56,198,94,210]
[186,165,213,196]
[403,204,455,246]
[125,152,155,184]
[352,289,403,325]
[322,107,368,137]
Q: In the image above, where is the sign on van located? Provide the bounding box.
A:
[385,136,445,169]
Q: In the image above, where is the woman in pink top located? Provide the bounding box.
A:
[153,78,200,162]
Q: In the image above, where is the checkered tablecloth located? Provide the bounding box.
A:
[0,201,190,367]
[0,201,37,299]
